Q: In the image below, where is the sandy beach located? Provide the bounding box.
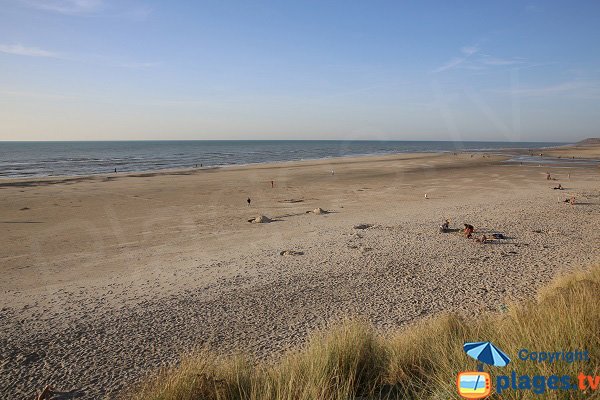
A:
[1,147,600,399]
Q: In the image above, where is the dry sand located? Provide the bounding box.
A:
[1,148,600,398]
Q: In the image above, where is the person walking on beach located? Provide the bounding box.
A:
[271,180,274,188]
[247,197,251,207]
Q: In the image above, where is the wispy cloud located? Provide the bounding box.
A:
[0,43,159,70]
[19,0,152,20]
[434,45,528,73]
[480,56,525,66]
[0,89,79,100]
[433,45,479,73]
[116,61,160,69]
[0,43,59,58]
[434,57,467,73]
[495,81,600,98]
[461,46,479,56]
[21,0,105,15]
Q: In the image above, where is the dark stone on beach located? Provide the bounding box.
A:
[279,250,304,256]
[353,224,372,230]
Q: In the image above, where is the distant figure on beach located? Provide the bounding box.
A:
[271,180,274,188]
[562,196,576,205]
[424,193,428,199]
[200,163,203,167]
[553,184,563,190]
[546,173,551,180]
[463,224,474,238]
[331,170,335,175]
[247,197,251,207]
[36,385,55,400]
[114,168,117,173]
[439,219,450,233]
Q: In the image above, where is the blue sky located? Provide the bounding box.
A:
[1,0,599,141]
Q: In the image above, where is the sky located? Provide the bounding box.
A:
[1,0,599,142]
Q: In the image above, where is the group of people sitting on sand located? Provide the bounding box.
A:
[439,220,505,244]
[546,174,577,203]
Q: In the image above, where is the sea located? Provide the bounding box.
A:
[0,140,567,178]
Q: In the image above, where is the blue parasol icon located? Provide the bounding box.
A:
[464,341,511,370]
[463,341,510,396]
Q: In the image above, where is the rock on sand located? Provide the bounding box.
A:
[279,250,304,256]
[353,223,372,230]
[249,215,272,223]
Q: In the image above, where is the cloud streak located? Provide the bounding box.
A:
[480,56,525,66]
[0,90,79,100]
[433,45,480,73]
[21,0,104,15]
[434,45,528,73]
[0,43,59,58]
[19,0,152,20]
[0,43,159,70]
[495,81,600,99]
[116,61,160,69]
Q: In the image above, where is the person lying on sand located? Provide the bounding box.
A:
[475,234,488,243]
[463,224,474,238]
[563,196,576,205]
[553,184,563,190]
[439,219,450,233]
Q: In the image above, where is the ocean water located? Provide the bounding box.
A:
[0,140,566,178]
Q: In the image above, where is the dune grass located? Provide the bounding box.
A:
[128,266,600,400]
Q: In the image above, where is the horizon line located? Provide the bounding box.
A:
[0,139,574,143]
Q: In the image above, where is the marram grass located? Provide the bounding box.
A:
[127,266,600,400]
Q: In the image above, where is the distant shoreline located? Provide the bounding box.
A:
[0,140,570,180]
